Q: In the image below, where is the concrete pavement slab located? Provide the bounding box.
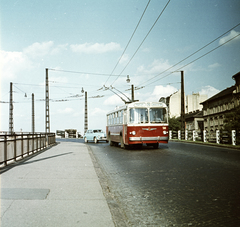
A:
[1,142,115,227]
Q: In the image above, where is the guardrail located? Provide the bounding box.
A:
[169,130,239,146]
[0,132,56,167]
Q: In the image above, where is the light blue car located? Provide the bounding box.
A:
[83,129,107,143]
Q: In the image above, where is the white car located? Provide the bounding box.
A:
[83,129,107,143]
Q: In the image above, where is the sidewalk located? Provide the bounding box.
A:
[0,142,115,227]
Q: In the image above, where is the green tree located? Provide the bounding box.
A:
[223,106,240,144]
[224,106,240,131]
[169,116,181,131]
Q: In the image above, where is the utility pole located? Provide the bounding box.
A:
[84,91,88,134]
[45,68,50,133]
[181,71,185,138]
[32,93,35,133]
[9,82,13,134]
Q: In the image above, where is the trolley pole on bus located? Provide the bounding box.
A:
[131,84,134,102]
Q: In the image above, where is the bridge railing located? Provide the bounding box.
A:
[0,132,56,167]
[169,130,239,146]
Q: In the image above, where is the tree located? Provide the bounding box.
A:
[169,116,181,131]
[223,106,240,144]
[224,106,240,131]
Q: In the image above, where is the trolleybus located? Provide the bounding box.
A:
[106,101,168,148]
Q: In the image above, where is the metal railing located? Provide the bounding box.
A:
[169,130,239,146]
[0,132,56,167]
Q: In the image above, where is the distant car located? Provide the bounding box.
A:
[83,129,107,143]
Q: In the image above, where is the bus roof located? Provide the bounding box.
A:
[106,101,167,115]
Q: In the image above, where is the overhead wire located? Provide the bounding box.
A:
[143,32,240,87]
[110,0,171,86]
[48,68,126,77]
[136,22,240,88]
[104,0,151,85]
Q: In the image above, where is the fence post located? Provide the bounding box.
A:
[21,133,24,158]
[65,131,68,138]
[203,130,206,142]
[232,130,236,146]
[178,130,181,140]
[14,134,17,161]
[193,130,196,141]
[169,130,172,140]
[185,130,188,140]
[216,130,220,144]
[4,135,7,166]
[46,134,49,147]
[27,134,30,155]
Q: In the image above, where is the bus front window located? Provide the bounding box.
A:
[149,108,167,123]
[130,108,148,124]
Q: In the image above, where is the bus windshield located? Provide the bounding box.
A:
[149,108,167,123]
[130,108,148,124]
[129,107,167,124]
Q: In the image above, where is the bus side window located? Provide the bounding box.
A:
[111,114,113,125]
[130,108,134,123]
[117,112,120,124]
[123,110,127,124]
[120,110,123,124]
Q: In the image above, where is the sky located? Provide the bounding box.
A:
[1,0,240,134]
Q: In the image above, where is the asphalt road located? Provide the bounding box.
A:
[57,139,240,226]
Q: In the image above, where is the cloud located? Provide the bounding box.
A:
[0,50,32,79]
[219,30,240,45]
[208,62,221,69]
[23,41,68,58]
[103,94,126,106]
[137,59,172,75]
[0,41,69,80]
[152,85,178,98]
[199,85,220,98]
[23,41,54,58]
[70,42,121,54]
[57,107,74,114]
[119,54,129,64]
[90,107,107,116]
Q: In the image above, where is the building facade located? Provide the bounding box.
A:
[201,71,240,132]
[160,90,207,118]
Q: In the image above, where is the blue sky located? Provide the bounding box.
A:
[1,0,240,134]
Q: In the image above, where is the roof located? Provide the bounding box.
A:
[200,86,235,104]
[232,71,240,80]
[185,110,203,119]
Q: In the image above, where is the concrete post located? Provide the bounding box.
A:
[65,131,68,138]
[216,130,220,144]
[193,130,196,141]
[232,130,236,146]
[185,130,188,140]
[178,130,181,140]
[169,130,172,140]
[203,130,206,142]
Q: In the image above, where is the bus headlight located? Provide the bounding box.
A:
[163,131,168,135]
[130,131,136,135]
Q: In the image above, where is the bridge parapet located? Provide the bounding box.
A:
[0,132,55,167]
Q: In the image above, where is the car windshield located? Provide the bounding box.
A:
[93,129,103,133]
[149,108,167,123]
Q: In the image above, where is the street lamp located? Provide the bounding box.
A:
[126,75,130,83]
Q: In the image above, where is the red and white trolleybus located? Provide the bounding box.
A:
[106,101,168,148]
